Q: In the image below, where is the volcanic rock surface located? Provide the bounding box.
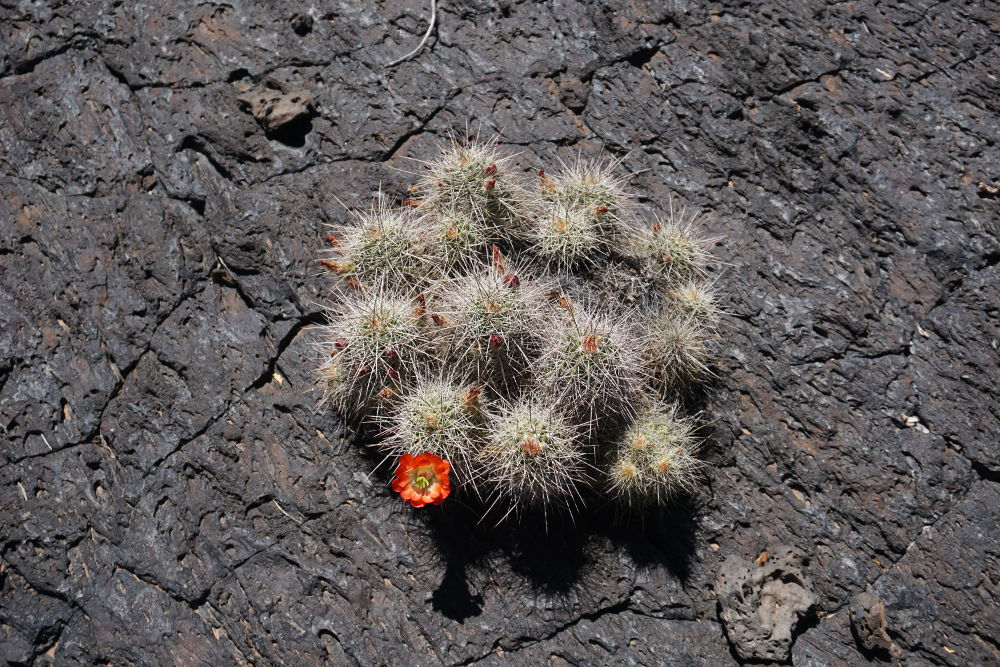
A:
[1,0,997,664]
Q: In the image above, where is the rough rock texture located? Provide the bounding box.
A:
[237,80,316,137]
[1,0,997,665]
[849,590,902,661]
[717,547,817,662]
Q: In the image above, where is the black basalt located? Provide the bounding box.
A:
[1,1,997,664]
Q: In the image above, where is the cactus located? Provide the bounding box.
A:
[323,198,431,288]
[645,311,713,391]
[530,156,635,269]
[608,404,704,505]
[318,289,426,415]
[529,200,607,270]
[535,306,648,423]
[315,135,722,520]
[434,260,552,384]
[543,155,632,213]
[425,207,490,271]
[415,136,527,240]
[632,209,713,284]
[668,280,721,325]
[475,400,587,518]
[382,374,486,482]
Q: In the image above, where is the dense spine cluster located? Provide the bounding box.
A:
[608,403,703,505]
[477,400,587,517]
[384,374,486,481]
[317,137,721,519]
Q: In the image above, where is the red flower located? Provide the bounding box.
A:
[392,453,451,508]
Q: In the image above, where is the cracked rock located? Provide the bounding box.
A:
[559,76,590,112]
[716,547,817,662]
[1,0,997,663]
[850,589,903,660]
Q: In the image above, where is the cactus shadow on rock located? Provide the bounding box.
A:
[414,376,720,622]
[397,446,703,623]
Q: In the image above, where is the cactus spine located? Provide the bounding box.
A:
[316,136,721,519]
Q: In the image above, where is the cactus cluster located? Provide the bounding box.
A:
[316,137,720,519]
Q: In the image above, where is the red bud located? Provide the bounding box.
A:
[538,169,555,192]
[412,292,427,317]
[491,244,507,273]
[461,386,482,410]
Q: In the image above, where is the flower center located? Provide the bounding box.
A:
[410,465,438,492]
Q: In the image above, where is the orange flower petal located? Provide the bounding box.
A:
[392,452,452,508]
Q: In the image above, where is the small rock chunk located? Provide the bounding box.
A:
[849,590,903,660]
[237,79,316,132]
[716,546,818,662]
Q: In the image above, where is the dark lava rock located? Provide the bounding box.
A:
[850,590,902,661]
[1,0,997,664]
[716,547,818,662]
[290,13,314,37]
